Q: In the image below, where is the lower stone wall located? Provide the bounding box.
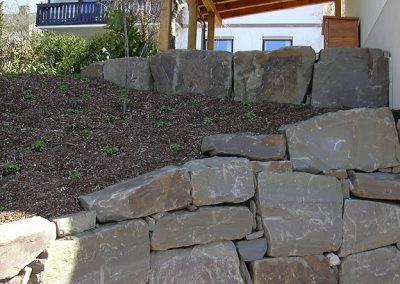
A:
[1,107,400,284]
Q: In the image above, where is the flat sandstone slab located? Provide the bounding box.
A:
[282,108,400,173]
[201,134,286,161]
[340,246,400,284]
[257,171,343,257]
[52,211,96,238]
[339,199,400,256]
[349,172,400,200]
[151,206,253,251]
[79,166,192,222]
[33,219,150,284]
[249,255,337,284]
[150,242,243,284]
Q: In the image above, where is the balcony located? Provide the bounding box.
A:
[36,1,112,27]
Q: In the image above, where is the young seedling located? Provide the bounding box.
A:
[96,84,106,91]
[0,204,6,212]
[101,146,118,157]
[105,115,118,124]
[170,143,181,151]
[80,129,93,137]
[241,99,252,107]
[27,128,39,134]
[66,108,80,114]
[2,163,20,175]
[242,111,256,120]
[82,93,92,101]
[203,117,213,125]
[155,120,167,129]
[160,105,173,113]
[192,99,201,105]
[58,84,69,93]
[23,94,36,101]
[69,171,81,180]
[31,139,47,152]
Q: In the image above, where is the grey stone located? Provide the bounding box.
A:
[341,179,351,199]
[256,216,263,231]
[150,50,233,99]
[201,134,286,161]
[325,253,341,267]
[145,216,156,231]
[378,168,393,173]
[79,166,192,222]
[392,166,400,174]
[312,48,389,108]
[80,62,104,79]
[340,246,400,284]
[186,204,199,212]
[149,241,243,284]
[257,172,343,257]
[184,157,254,206]
[283,108,400,173]
[235,239,267,262]
[251,161,292,173]
[246,230,264,240]
[323,169,348,179]
[250,255,337,284]
[33,220,149,284]
[349,172,400,200]
[239,261,253,284]
[339,199,400,256]
[0,217,56,280]
[151,206,253,251]
[52,211,96,238]
[103,57,153,91]
[234,47,316,104]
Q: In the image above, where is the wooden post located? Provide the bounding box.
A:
[188,0,198,49]
[335,0,342,17]
[159,0,172,52]
[207,12,215,50]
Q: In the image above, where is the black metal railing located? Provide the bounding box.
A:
[36,2,112,26]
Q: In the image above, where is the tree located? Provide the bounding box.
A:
[0,1,4,43]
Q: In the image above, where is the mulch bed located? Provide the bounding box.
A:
[1,74,337,223]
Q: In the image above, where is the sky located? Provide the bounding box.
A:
[3,0,42,14]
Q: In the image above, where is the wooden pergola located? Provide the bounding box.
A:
[159,0,341,51]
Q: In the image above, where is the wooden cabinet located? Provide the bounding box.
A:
[322,16,360,48]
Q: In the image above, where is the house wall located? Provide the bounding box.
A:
[176,4,325,52]
[345,0,400,109]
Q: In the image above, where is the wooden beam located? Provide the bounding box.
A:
[201,0,223,27]
[200,0,295,15]
[188,0,198,49]
[335,0,342,17]
[207,12,216,50]
[159,0,172,52]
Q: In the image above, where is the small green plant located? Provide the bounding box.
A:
[101,146,118,157]
[31,139,47,152]
[160,105,173,113]
[27,127,39,134]
[192,99,201,105]
[69,171,81,180]
[58,84,69,93]
[66,108,80,114]
[203,117,213,125]
[41,79,49,85]
[80,129,93,137]
[0,204,6,212]
[71,74,90,82]
[105,115,118,123]
[82,93,92,101]
[155,120,167,129]
[241,99,252,107]
[2,163,21,175]
[170,143,181,151]
[96,84,106,90]
[23,94,36,101]
[242,111,256,120]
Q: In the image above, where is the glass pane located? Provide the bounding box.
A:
[263,40,292,52]
[214,39,233,52]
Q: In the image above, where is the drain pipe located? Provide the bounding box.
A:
[199,18,206,50]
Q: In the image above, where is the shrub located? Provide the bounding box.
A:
[155,120,167,128]
[160,105,173,113]
[101,146,118,157]
[105,115,118,123]
[2,162,20,175]
[31,139,47,152]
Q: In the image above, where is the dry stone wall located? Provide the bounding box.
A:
[1,107,400,284]
[82,47,389,108]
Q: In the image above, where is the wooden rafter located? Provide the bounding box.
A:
[200,0,223,27]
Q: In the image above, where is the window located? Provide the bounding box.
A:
[206,38,233,52]
[262,38,293,52]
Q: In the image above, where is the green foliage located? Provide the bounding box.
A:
[69,171,81,180]
[155,120,167,129]
[31,139,47,152]
[66,108,80,114]
[203,117,213,125]
[170,143,181,151]
[242,111,256,120]
[101,146,118,157]
[160,105,173,113]
[27,127,38,134]
[58,84,69,93]
[23,94,36,101]
[2,162,21,175]
[192,99,201,105]
[105,115,118,123]
[0,204,6,212]
[80,129,93,137]
[0,1,3,41]
[241,99,253,107]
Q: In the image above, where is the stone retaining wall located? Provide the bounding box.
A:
[1,107,400,284]
[82,47,390,108]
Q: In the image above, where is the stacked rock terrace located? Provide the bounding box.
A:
[1,107,400,284]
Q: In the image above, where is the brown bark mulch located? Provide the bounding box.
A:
[0,74,336,223]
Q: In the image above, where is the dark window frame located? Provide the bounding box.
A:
[262,38,293,52]
[206,38,234,52]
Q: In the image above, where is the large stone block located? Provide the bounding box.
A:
[150,50,233,99]
[0,217,56,280]
[256,172,343,257]
[312,48,389,108]
[149,242,243,284]
[80,62,104,79]
[201,134,286,161]
[184,157,255,206]
[339,199,400,256]
[249,255,337,284]
[283,108,400,173]
[151,206,253,251]
[52,211,96,238]
[103,57,153,91]
[340,246,400,284]
[233,47,316,104]
[79,166,192,223]
[349,172,400,200]
[33,220,150,284]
